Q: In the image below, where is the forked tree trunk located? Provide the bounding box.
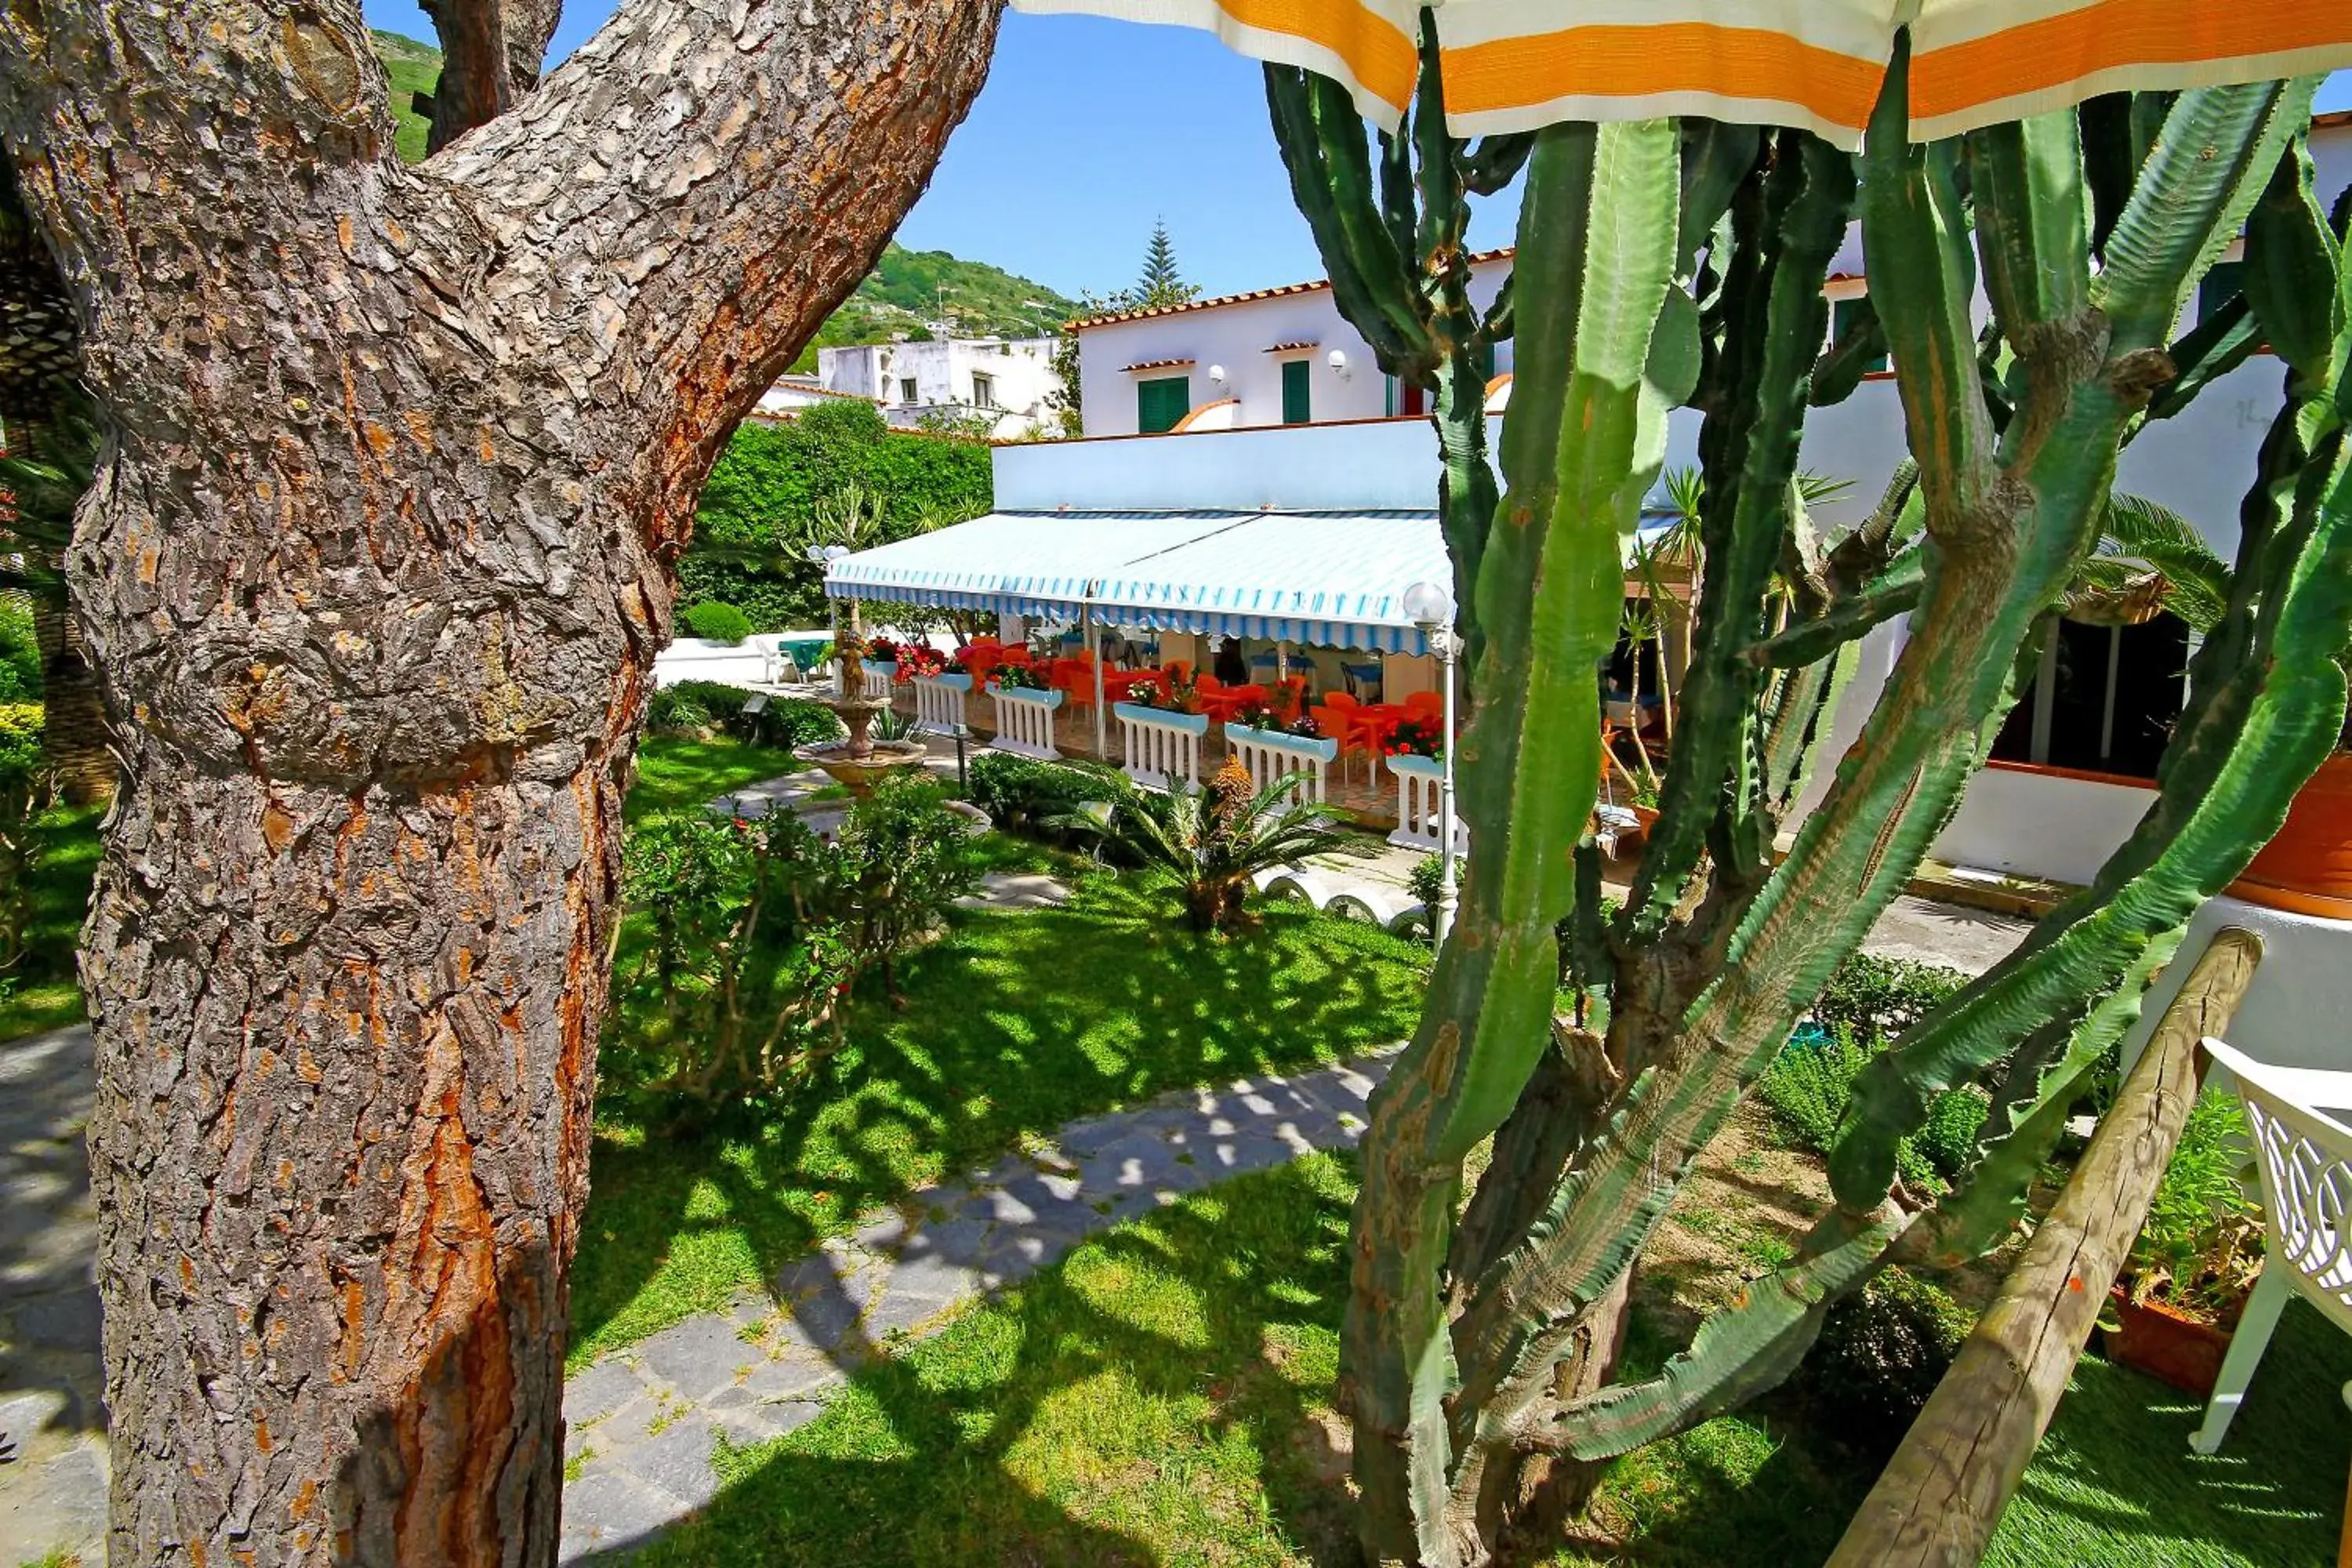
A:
[0,0,1000,1559]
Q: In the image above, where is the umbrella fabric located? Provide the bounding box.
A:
[1009,0,2352,144]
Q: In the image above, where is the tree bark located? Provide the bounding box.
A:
[419,0,565,154]
[0,0,1000,1559]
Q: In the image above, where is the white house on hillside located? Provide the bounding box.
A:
[819,337,1062,440]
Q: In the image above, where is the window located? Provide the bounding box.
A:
[1385,377,1426,417]
[898,377,918,404]
[971,372,996,409]
[1138,376,1190,434]
[2198,259,2244,324]
[1988,611,2190,780]
[1832,296,1889,374]
[1282,358,1311,424]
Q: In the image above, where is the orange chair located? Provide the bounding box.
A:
[1312,699,1373,781]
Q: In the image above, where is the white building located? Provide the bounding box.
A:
[753,375,883,419]
[1072,251,1515,437]
[818,337,1063,440]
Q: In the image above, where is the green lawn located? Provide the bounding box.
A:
[610,1151,2350,1568]
[569,869,1429,1367]
[0,803,104,1041]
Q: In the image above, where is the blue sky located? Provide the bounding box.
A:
[363,0,2351,301]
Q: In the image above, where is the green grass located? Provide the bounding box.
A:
[0,803,103,1041]
[369,30,441,165]
[571,869,1428,1367]
[628,736,804,819]
[1985,1299,2352,1567]
[600,1152,2352,1568]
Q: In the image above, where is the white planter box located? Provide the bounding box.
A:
[989,684,1065,760]
[1225,720,1339,807]
[1114,702,1209,790]
[913,672,974,735]
[1386,752,1467,852]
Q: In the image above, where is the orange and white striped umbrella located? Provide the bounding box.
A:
[1011,0,2352,145]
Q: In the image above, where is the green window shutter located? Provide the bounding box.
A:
[1138,376,1190,433]
[1832,296,1889,374]
[1282,358,1312,424]
[2198,259,2244,324]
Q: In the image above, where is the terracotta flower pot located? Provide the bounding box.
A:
[2230,751,2352,919]
[2103,1286,2234,1396]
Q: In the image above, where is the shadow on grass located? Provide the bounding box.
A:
[1984,1297,2352,1568]
[569,868,1427,1368]
[576,1156,1367,1567]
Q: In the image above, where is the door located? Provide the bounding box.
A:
[1138,376,1190,434]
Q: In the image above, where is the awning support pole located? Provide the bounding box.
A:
[1086,590,1107,760]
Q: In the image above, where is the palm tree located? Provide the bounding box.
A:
[1098,757,1351,932]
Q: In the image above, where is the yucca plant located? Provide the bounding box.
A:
[1099,757,1350,932]
[1273,24,2351,1563]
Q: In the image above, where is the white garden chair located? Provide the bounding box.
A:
[2188,1036,2352,1455]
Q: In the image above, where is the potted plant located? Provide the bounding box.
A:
[896,644,948,681]
[990,661,1048,692]
[2103,1088,2265,1395]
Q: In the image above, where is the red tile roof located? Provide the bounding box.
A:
[1070,248,1515,332]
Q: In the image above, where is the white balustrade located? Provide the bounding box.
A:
[1387,752,1468,852]
[1225,721,1339,808]
[988,685,1065,760]
[1114,702,1207,790]
[855,659,898,703]
[912,672,972,735]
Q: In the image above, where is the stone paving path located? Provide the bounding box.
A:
[0,1024,107,1565]
[554,1051,1390,1562]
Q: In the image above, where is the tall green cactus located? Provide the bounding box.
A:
[1265,16,1523,674]
[1297,30,2343,1559]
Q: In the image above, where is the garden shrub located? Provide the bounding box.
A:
[608,775,979,1125]
[2127,1088,2263,1319]
[0,702,46,971]
[1810,952,1969,1044]
[647,680,743,733]
[764,699,846,750]
[1804,1266,1973,1451]
[1912,1083,1993,1180]
[968,753,1130,841]
[0,597,38,700]
[1759,1026,1953,1190]
[681,601,753,645]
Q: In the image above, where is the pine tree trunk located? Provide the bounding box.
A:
[0,0,1000,1559]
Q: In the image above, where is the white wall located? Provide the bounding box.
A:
[995,412,1505,513]
[820,338,1064,438]
[1074,256,1511,437]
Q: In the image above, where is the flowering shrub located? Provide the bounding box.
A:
[895,644,949,680]
[863,635,903,665]
[992,662,1048,691]
[1387,713,1444,758]
[1232,701,1323,739]
[1163,667,1201,713]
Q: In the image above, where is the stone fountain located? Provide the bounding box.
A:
[793,641,932,798]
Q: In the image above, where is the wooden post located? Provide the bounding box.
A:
[1826,926,2266,1568]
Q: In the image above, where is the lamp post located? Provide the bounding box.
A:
[1403,579,1459,949]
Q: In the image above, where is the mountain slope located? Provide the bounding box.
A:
[366,32,1077,358]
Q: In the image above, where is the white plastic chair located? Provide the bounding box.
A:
[2188,1036,2352,1454]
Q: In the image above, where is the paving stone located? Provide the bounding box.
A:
[625,1412,725,1510]
[558,1472,686,1563]
[635,1313,759,1404]
[564,1356,650,1429]
[733,1347,839,1407]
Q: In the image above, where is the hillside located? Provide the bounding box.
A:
[367,31,1077,360]
[371,30,440,165]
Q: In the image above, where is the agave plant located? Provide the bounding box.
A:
[1273,33,2350,1565]
[1102,757,1350,932]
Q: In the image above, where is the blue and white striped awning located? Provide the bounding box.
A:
[827,509,1449,653]
[828,507,1687,654]
[823,511,1253,620]
[1088,511,1446,654]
